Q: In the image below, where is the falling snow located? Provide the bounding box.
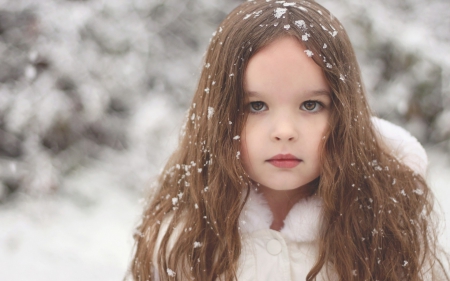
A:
[167,268,176,277]
[304,49,314,57]
[1,1,449,280]
[413,189,424,195]
[294,20,307,29]
[274,8,287,19]
[302,33,310,41]
[207,107,215,119]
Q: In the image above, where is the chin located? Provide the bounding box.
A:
[260,180,309,191]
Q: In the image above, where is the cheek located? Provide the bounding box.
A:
[240,130,252,172]
[313,118,329,147]
[312,125,328,165]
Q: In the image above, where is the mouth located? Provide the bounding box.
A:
[266,154,302,168]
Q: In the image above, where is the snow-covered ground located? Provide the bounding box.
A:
[0,159,142,280]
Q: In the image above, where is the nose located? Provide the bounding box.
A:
[271,114,298,142]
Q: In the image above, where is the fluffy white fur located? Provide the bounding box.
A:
[372,117,428,178]
[239,187,274,234]
[239,187,322,243]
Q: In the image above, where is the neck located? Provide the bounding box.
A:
[256,179,318,231]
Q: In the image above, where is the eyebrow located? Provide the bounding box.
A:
[246,90,331,98]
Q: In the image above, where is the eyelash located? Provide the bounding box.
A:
[248,100,324,113]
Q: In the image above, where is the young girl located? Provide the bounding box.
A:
[129,0,449,280]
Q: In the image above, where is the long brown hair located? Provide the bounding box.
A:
[130,1,448,280]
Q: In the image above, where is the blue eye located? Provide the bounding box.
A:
[301,101,322,112]
[249,101,267,112]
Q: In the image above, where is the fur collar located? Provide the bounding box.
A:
[239,187,323,243]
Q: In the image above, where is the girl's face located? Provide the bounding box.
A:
[241,36,331,191]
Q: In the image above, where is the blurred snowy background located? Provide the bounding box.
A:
[0,0,448,280]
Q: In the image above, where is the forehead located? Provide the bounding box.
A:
[244,37,330,97]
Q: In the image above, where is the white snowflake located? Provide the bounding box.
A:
[413,189,424,195]
[207,107,214,120]
[167,268,176,277]
[274,8,287,19]
[304,49,313,57]
[302,33,310,41]
[294,20,306,29]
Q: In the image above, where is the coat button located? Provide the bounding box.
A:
[266,239,282,255]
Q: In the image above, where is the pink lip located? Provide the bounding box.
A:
[267,154,301,168]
